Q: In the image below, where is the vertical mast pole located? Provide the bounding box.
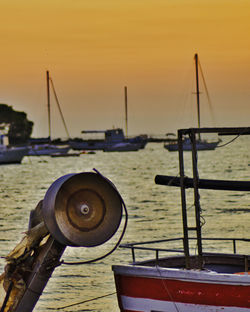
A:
[194,54,201,140]
[178,129,190,269]
[190,129,203,269]
[124,86,128,137]
[46,70,51,141]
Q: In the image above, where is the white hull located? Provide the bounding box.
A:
[0,147,28,164]
[164,139,219,151]
[120,296,250,312]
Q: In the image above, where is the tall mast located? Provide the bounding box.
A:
[194,54,201,140]
[46,70,51,140]
[124,86,128,137]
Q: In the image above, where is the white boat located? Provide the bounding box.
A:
[0,135,28,164]
[165,136,219,151]
[112,127,250,311]
[0,146,28,164]
[164,54,220,152]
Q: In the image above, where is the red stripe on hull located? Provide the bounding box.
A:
[114,274,250,309]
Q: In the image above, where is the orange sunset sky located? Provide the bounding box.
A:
[0,0,250,138]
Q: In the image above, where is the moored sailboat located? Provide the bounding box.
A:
[0,134,28,165]
[70,86,148,152]
[164,54,220,152]
[28,71,70,156]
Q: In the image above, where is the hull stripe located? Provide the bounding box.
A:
[114,274,250,308]
[121,296,250,312]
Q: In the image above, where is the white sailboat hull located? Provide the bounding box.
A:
[0,147,28,164]
[164,139,219,151]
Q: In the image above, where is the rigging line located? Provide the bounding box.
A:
[216,134,241,148]
[55,292,116,310]
[197,59,216,125]
[216,127,250,148]
[49,77,70,139]
[156,266,180,312]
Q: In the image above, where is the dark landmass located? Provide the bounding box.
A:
[0,103,33,145]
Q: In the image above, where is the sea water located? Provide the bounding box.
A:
[1,138,250,311]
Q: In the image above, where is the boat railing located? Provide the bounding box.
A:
[168,127,250,269]
[120,237,250,264]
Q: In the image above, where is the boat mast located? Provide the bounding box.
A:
[46,70,51,141]
[194,54,201,140]
[124,86,128,137]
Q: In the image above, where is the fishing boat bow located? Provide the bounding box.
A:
[113,127,250,312]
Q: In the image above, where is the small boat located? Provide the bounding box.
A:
[28,144,70,156]
[70,128,147,151]
[103,142,143,152]
[0,134,28,165]
[165,136,219,151]
[164,54,220,152]
[70,86,147,152]
[113,127,250,311]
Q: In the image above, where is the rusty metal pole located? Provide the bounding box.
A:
[194,54,201,141]
[46,70,51,141]
[124,86,128,138]
[178,129,190,269]
[15,237,66,312]
[190,129,203,269]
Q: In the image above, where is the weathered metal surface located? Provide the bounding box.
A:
[42,172,123,247]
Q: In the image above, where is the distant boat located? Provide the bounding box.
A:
[28,144,70,156]
[165,136,219,151]
[164,54,220,152]
[70,128,147,151]
[0,135,28,165]
[103,141,143,152]
[70,86,147,152]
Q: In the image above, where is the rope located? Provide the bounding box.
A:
[217,128,250,148]
[54,292,116,310]
[49,77,70,139]
[216,134,241,148]
[156,266,180,312]
[197,59,216,125]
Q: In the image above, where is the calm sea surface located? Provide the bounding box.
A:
[1,138,250,311]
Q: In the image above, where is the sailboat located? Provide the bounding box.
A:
[164,54,220,152]
[69,86,147,152]
[28,71,70,156]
